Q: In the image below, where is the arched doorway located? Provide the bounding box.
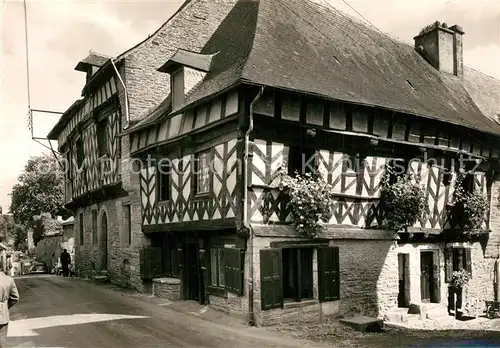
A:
[100,212,108,271]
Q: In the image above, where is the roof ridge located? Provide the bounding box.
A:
[308,0,500,82]
[304,0,412,46]
[465,65,500,81]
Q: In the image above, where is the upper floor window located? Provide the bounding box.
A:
[76,137,85,168]
[194,150,211,194]
[97,117,109,157]
[287,146,317,176]
[158,161,171,202]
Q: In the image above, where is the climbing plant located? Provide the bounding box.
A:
[380,164,427,232]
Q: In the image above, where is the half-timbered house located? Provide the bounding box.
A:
[127,0,500,326]
[46,0,239,290]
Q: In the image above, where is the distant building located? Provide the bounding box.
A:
[35,217,74,272]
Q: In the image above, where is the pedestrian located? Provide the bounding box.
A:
[0,258,20,348]
[60,249,71,277]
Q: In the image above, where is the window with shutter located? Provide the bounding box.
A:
[139,247,163,280]
[317,247,340,302]
[260,249,283,310]
[446,247,473,283]
[465,248,472,277]
[224,248,244,296]
[210,247,225,288]
[282,248,314,301]
[444,248,453,283]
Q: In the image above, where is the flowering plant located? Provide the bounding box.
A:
[279,170,334,238]
[452,172,489,234]
[380,165,427,232]
[451,269,470,288]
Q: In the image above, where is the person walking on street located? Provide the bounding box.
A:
[0,259,20,348]
[60,249,71,277]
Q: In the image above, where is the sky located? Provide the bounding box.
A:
[0,0,499,213]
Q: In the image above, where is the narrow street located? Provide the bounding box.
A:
[7,275,330,348]
[8,275,500,348]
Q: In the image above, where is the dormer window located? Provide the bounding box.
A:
[157,48,216,110]
[171,68,185,110]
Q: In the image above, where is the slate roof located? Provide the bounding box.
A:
[74,51,110,71]
[463,67,500,123]
[132,0,500,137]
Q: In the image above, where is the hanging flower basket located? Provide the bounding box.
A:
[279,170,335,239]
[451,172,489,234]
[380,166,427,232]
[451,269,470,289]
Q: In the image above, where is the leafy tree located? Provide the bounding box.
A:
[13,224,28,252]
[9,153,70,244]
[0,213,15,244]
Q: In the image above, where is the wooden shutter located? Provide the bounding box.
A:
[224,248,244,296]
[317,246,340,302]
[444,247,453,283]
[260,249,283,310]
[465,248,472,277]
[139,247,163,280]
[177,246,183,278]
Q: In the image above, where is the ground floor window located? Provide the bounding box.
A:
[164,236,179,278]
[445,247,472,282]
[282,248,313,301]
[260,246,339,310]
[210,247,225,288]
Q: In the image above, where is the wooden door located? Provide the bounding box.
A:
[184,243,200,302]
[100,212,108,271]
[420,251,434,302]
[398,253,410,307]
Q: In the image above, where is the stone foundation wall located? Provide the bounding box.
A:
[251,236,392,326]
[208,292,248,323]
[152,278,181,300]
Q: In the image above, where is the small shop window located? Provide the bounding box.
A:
[282,248,314,301]
[210,247,225,288]
[445,247,472,282]
[164,236,179,278]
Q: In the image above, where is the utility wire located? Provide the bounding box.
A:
[23,0,31,111]
[23,0,33,137]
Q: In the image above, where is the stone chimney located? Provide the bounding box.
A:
[414,21,465,77]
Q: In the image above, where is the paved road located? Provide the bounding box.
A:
[7,275,330,348]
